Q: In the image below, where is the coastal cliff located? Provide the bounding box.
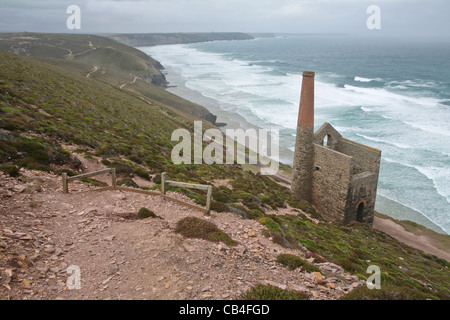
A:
[105,32,254,47]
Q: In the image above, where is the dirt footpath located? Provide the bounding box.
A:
[0,166,364,300]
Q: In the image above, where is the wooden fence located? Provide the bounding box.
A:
[161,172,213,213]
[62,168,116,194]
[61,169,212,214]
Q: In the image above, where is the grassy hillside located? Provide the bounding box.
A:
[0,33,217,122]
[0,33,162,81]
[0,41,449,300]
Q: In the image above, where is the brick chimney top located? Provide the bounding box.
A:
[297,71,315,127]
[302,71,315,77]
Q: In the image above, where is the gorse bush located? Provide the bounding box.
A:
[134,167,151,180]
[137,207,158,219]
[276,253,321,273]
[117,177,139,188]
[0,164,20,177]
[238,284,309,300]
[174,217,237,246]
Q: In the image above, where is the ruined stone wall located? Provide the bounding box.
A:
[311,144,353,224]
[337,138,381,175]
[344,172,379,226]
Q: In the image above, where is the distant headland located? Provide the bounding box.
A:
[104,32,254,47]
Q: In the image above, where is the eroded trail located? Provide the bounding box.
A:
[86,66,99,78]
[120,76,139,90]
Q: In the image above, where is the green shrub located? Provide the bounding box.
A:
[15,139,49,164]
[56,168,76,177]
[212,189,230,203]
[258,217,282,232]
[0,164,20,177]
[117,178,139,188]
[250,209,264,219]
[210,200,229,213]
[174,217,237,246]
[276,253,321,273]
[114,163,134,175]
[152,173,161,184]
[134,167,151,180]
[334,257,362,274]
[17,161,51,172]
[137,207,158,219]
[258,217,300,249]
[238,284,309,300]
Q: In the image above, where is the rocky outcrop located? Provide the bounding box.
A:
[200,112,217,125]
[140,72,169,87]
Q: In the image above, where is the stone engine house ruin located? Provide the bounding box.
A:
[292,71,381,226]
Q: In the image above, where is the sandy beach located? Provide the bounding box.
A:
[373,216,450,262]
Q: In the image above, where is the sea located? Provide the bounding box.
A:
[140,34,450,235]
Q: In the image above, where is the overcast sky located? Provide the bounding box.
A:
[0,0,449,38]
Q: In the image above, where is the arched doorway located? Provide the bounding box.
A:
[356,202,365,222]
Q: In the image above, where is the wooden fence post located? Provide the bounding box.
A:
[206,185,212,214]
[111,168,116,189]
[161,172,166,195]
[62,172,68,194]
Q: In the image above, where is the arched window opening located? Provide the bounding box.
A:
[322,134,331,147]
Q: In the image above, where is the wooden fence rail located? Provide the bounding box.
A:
[161,172,213,213]
[62,168,116,194]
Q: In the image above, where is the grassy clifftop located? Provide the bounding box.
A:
[0,33,163,83]
[0,36,449,300]
[0,33,217,122]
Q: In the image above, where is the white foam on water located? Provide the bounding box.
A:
[403,121,450,137]
[415,166,450,202]
[383,157,450,233]
[356,133,411,149]
[354,76,382,82]
[387,79,439,89]
[384,157,450,204]
[343,85,450,137]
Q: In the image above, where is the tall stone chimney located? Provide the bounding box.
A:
[292,71,315,201]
